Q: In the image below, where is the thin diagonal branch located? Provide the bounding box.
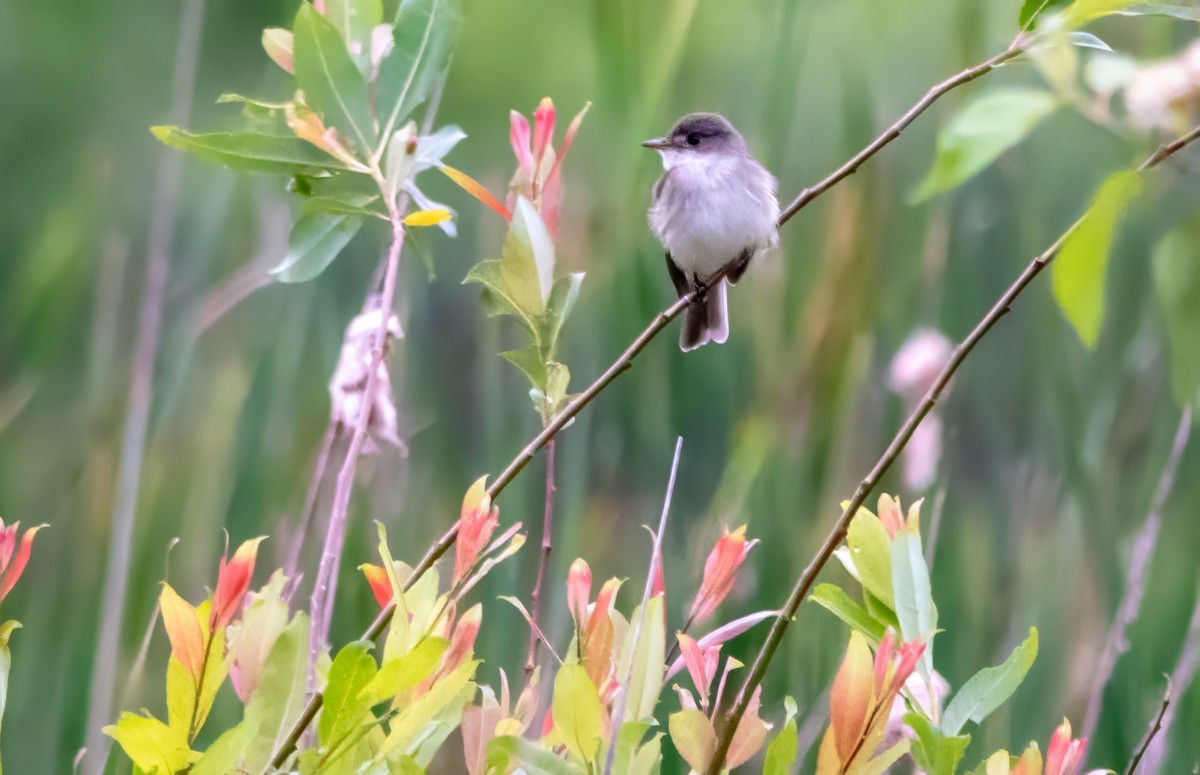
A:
[1124,679,1171,775]
[82,0,206,769]
[705,125,1200,774]
[1082,408,1191,743]
[271,35,1033,767]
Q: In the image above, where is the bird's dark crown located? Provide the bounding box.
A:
[666,112,745,152]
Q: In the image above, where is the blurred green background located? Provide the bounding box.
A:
[2,0,1199,771]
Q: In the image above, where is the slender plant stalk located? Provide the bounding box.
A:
[270,37,1035,768]
[1124,679,1171,775]
[705,126,1200,773]
[82,0,206,769]
[1139,587,1200,773]
[1082,409,1191,744]
[602,437,683,775]
[524,438,557,679]
[308,206,406,673]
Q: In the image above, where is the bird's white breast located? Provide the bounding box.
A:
[649,151,780,279]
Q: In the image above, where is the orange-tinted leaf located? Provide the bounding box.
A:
[727,686,772,768]
[830,632,874,763]
[360,563,392,608]
[688,525,757,624]
[669,709,716,774]
[210,536,265,633]
[403,209,452,227]
[160,584,205,682]
[454,477,499,584]
[440,165,512,221]
[442,604,482,675]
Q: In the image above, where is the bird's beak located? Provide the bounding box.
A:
[641,137,669,150]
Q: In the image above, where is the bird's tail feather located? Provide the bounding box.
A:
[679,280,729,351]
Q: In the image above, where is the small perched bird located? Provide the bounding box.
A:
[645,112,779,351]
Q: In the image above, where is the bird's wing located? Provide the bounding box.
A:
[664,252,689,298]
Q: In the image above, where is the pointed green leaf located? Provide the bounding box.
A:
[166,656,195,740]
[272,212,364,283]
[514,197,555,308]
[619,595,666,722]
[376,658,476,758]
[912,89,1059,201]
[293,3,374,152]
[359,636,447,707]
[463,204,545,333]
[376,0,463,146]
[846,510,894,610]
[501,347,547,393]
[191,707,262,775]
[150,127,348,175]
[541,272,585,362]
[891,527,937,679]
[486,735,585,775]
[1066,0,1137,25]
[941,628,1038,736]
[553,664,604,765]
[906,713,971,775]
[1051,170,1142,347]
[320,641,378,749]
[763,696,798,775]
[241,614,310,772]
[809,583,887,644]
[1020,0,1069,27]
[193,625,228,737]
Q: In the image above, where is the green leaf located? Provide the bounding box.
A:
[858,739,911,775]
[320,641,378,750]
[1152,227,1200,403]
[293,3,375,152]
[1066,0,1137,24]
[906,713,971,775]
[540,272,585,362]
[103,713,194,774]
[668,709,717,773]
[763,696,798,775]
[166,656,195,740]
[1051,169,1142,347]
[376,658,476,759]
[326,0,383,72]
[194,625,228,737]
[846,510,894,610]
[150,127,348,175]
[191,709,262,775]
[891,527,938,680]
[553,664,604,765]
[941,627,1039,736]
[359,636,447,706]
[618,595,666,722]
[809,583,887,644]
[502,347,548,393]
[463,201,547,335]
[486,735,585,775]
[514,197,555,309]
[302,195,385,221]
[912,89,1059,201]
[376,0,463,147]
[272,212,364,283]
[1021,0,1069,27]
[241,613,310,773]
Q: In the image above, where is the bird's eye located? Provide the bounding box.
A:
[685,134,700,147]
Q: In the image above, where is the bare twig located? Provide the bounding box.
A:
[82,0,206,769]
[706,125,1200,774]
[1125,679,1172,775]
[604,437,683,775]
[308,210,406,675]
[284,424,340,581]
[1082,409,1192,743]
[270,36,1036,768]
[524,438,557,679]
[1138,587,1200,774]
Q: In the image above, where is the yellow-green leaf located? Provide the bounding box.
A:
[293,3,374,151]
[941,628,1039,736]
[103,713,193,774]
[764,696,798,775]
[846,511,894,610]
[668,709,716,773]
[320,641,379,749]
[150,127,348,175]
[360,636,446,707]
[809,583,887,645]
[240,613,310,772]
[1051,170,1142,347]
[552,663,603,765]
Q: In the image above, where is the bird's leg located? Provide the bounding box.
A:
[692,273,709,299]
